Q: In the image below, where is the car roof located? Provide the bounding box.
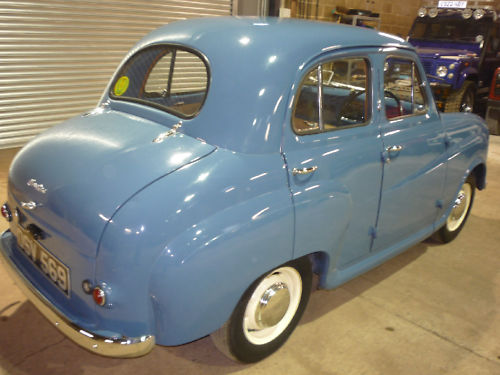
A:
[137,16,408,59]
[113,17,411,154]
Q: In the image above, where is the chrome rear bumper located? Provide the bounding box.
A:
[0,230,155,358]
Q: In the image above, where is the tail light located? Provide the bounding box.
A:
[92,286,106,306]
[1,203,12,222]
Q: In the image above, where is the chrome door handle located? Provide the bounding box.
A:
[21,201,38,210]
[386,145,403,153]
[292,166,318,176]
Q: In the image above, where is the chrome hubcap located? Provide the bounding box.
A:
[243,267,302,346]
[446,183,471,232]
[460,92,474,113]
[461,103,473,113]
[255,282,290,329]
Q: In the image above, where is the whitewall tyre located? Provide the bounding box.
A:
[210,257,312,363]
[438,175,475,243]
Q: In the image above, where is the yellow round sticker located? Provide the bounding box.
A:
[114,76,129,96]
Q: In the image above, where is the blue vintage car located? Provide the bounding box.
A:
[0,17,489,363]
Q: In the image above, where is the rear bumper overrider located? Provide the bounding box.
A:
[0,229,155,358]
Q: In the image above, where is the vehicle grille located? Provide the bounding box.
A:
[421,60,434,74]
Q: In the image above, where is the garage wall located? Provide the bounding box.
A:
[286,0,424,37]
[0,0,233,149]
[312,0,424,36]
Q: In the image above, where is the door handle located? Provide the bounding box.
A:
[292,166,318,176]
[383,145,403,164]
[21,201,38,210]
[386,145,403,153]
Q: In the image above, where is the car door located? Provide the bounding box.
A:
[372,52,447,253]
[282,51,384,269]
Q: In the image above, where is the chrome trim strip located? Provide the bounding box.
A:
[0,230,155,358]
[27,179,47,194]
[317,65,324,132]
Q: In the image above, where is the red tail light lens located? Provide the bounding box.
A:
[1,203,12,222]
[93,286,106,306]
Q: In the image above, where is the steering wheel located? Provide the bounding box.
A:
[384,90,403,118]
[335,90,366,124]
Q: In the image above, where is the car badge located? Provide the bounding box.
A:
[153,121,183,143]
[27,179,47,194]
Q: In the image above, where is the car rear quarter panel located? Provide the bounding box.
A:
[94,148,294,345]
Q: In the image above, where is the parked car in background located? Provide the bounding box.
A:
[0,17,489,363]
[485,66,500,134]
[408,0,500,113]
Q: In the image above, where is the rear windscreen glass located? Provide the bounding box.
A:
[109,45,209,118]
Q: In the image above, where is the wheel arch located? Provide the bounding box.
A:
[148,192,295,347]
[307,251,331,288]
[471,162,487,190]
[458,68,478,88]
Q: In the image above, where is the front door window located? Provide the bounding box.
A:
[383,57,427,119]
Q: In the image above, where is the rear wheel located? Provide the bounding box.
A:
[445,81,475,113]
[211,257,312,363]
[437,175,475,243]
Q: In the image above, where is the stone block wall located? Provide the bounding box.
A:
[290,0,424,37]
[293,0,500,37]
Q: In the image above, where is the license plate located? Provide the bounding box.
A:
[438,1,467,8]
[14,226,71,296]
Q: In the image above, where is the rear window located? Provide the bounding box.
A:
[109,45,209,118]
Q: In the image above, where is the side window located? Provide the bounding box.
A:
[292,57,370,135]
[384,57,427,120]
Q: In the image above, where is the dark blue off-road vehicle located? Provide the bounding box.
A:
[408,1,500,113]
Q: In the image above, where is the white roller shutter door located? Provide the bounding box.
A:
[0,0,233,148]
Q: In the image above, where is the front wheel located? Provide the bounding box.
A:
[444,81,475,113]
[437,175,475,243]
[210,257,312,363]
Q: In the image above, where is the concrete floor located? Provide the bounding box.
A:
[0,138,499,375]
